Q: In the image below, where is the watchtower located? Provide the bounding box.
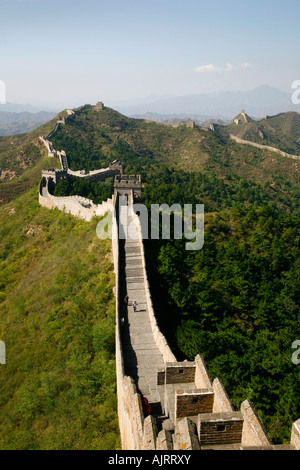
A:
[114,174,142,203]
[94,101,105,110]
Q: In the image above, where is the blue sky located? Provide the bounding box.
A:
[1,0,300,108]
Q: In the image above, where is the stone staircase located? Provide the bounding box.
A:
[119,209,165,406]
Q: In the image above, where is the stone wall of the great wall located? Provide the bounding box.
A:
[229,134,300,160]
[39,177,113,222]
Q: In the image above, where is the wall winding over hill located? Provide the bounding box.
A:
[229,134,300,160]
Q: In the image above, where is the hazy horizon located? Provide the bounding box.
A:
[0,84,297,116]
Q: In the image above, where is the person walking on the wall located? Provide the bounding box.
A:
[133,301,137,312]
[142,396,151,416]
[124,295,129,306]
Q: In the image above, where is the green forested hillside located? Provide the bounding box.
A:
[140,166,300,443]
[0,189,120,449]
[50,106,300,188]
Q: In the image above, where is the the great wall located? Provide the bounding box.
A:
[38,103,300,450]
[229,134,300,161]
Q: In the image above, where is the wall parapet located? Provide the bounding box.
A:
[291,419,300,450]
[240,399,271,447]
[39,177,113,222]
[212,378,234,413]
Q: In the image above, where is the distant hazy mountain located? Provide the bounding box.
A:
[0,102,59,113]
[0,111,57,136]
[109,85,300,119]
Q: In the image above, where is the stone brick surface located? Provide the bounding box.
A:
[165,362,196,384]
[175,390,214,418]
[198,412,244,446]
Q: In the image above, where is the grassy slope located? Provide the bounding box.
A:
[215,112,300,156]
[0,155,61,205]
[0,188,120,450]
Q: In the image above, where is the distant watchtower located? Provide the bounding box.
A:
[94,101,105,110]
[109,159,123,175]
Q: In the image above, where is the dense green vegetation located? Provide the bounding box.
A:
[0,189,120,449]
[142,167,300,216]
